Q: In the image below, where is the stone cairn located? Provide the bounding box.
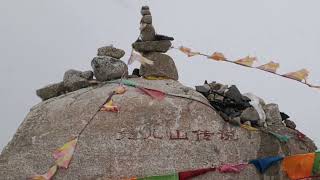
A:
[36,46,128,101]
[196,81,297,129]
[132,6,179,80]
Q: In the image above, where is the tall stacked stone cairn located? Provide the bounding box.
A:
[132,6,179,80]
[36,45,128,101]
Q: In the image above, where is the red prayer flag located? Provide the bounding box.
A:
[138,87,166,101]
[179,167,216,180]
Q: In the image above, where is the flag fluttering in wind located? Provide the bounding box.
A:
[234,56,257,67]
[282,69,309,82]
[179,46,200,57]
[175,46,319,90]
[128,50,154,65]
[257,61,280,73]
[209,52,226,61]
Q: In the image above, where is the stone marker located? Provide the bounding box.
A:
[140,24,156,41]
[97,46,125,59]
[91,56,128,81]
[139,52,178,80]
[132,40,171,53]
[141,15,152,24]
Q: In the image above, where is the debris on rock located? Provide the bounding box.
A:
[196,81,295,130]
[284,119,296,130]
[263,103,283,126]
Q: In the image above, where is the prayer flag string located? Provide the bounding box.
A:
[174,46,320,90]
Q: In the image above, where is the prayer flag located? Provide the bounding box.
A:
[282,153,315,180]
[249,156,283,173]
[53,138,78,168]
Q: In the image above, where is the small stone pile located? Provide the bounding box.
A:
[92,46,128,81]
[196,81,297,129]
[132,6,179,80]
[36,46,128,101]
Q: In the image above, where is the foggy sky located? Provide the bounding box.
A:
[0,0,319,151]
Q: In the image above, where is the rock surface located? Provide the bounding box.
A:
[97,46,125,59]
[0,78,316,180]
[139,52,179,80]
[91,56,128,81]
[132,40,172,53]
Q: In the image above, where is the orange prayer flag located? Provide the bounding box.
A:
[179,46,200,57]
[53,138,78,169]
[257,61,280,73]
[282,69,309,82]
[209,52,226,61]
[30,165,58,180]
[282,153,315,180]
[234,56,257,67]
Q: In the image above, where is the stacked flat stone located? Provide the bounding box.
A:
[91,45,128,81]
[132,6,179,80]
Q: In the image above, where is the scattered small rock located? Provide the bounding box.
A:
[36,82,65,101]
[91,56,128,81]
[63,69,94,92]
[229,117,241,126]
[263,103,283,126]
[97,46,125,59]
[139,52,178,80]
[241,107,260,122]
[284,119,296,130]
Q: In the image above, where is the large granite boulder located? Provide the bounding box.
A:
[139,52,179,80]
[0,79,316,180]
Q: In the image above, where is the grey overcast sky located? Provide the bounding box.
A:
[0,0,319,151]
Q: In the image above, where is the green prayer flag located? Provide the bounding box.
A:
[109,79,137,87]
[269,131,290,143]
[313,151,320,175]
[138,173,179,180]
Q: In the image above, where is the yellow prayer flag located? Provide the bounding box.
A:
[283,69,309,82]
[257,61,280,73]
[234,56,257,67]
